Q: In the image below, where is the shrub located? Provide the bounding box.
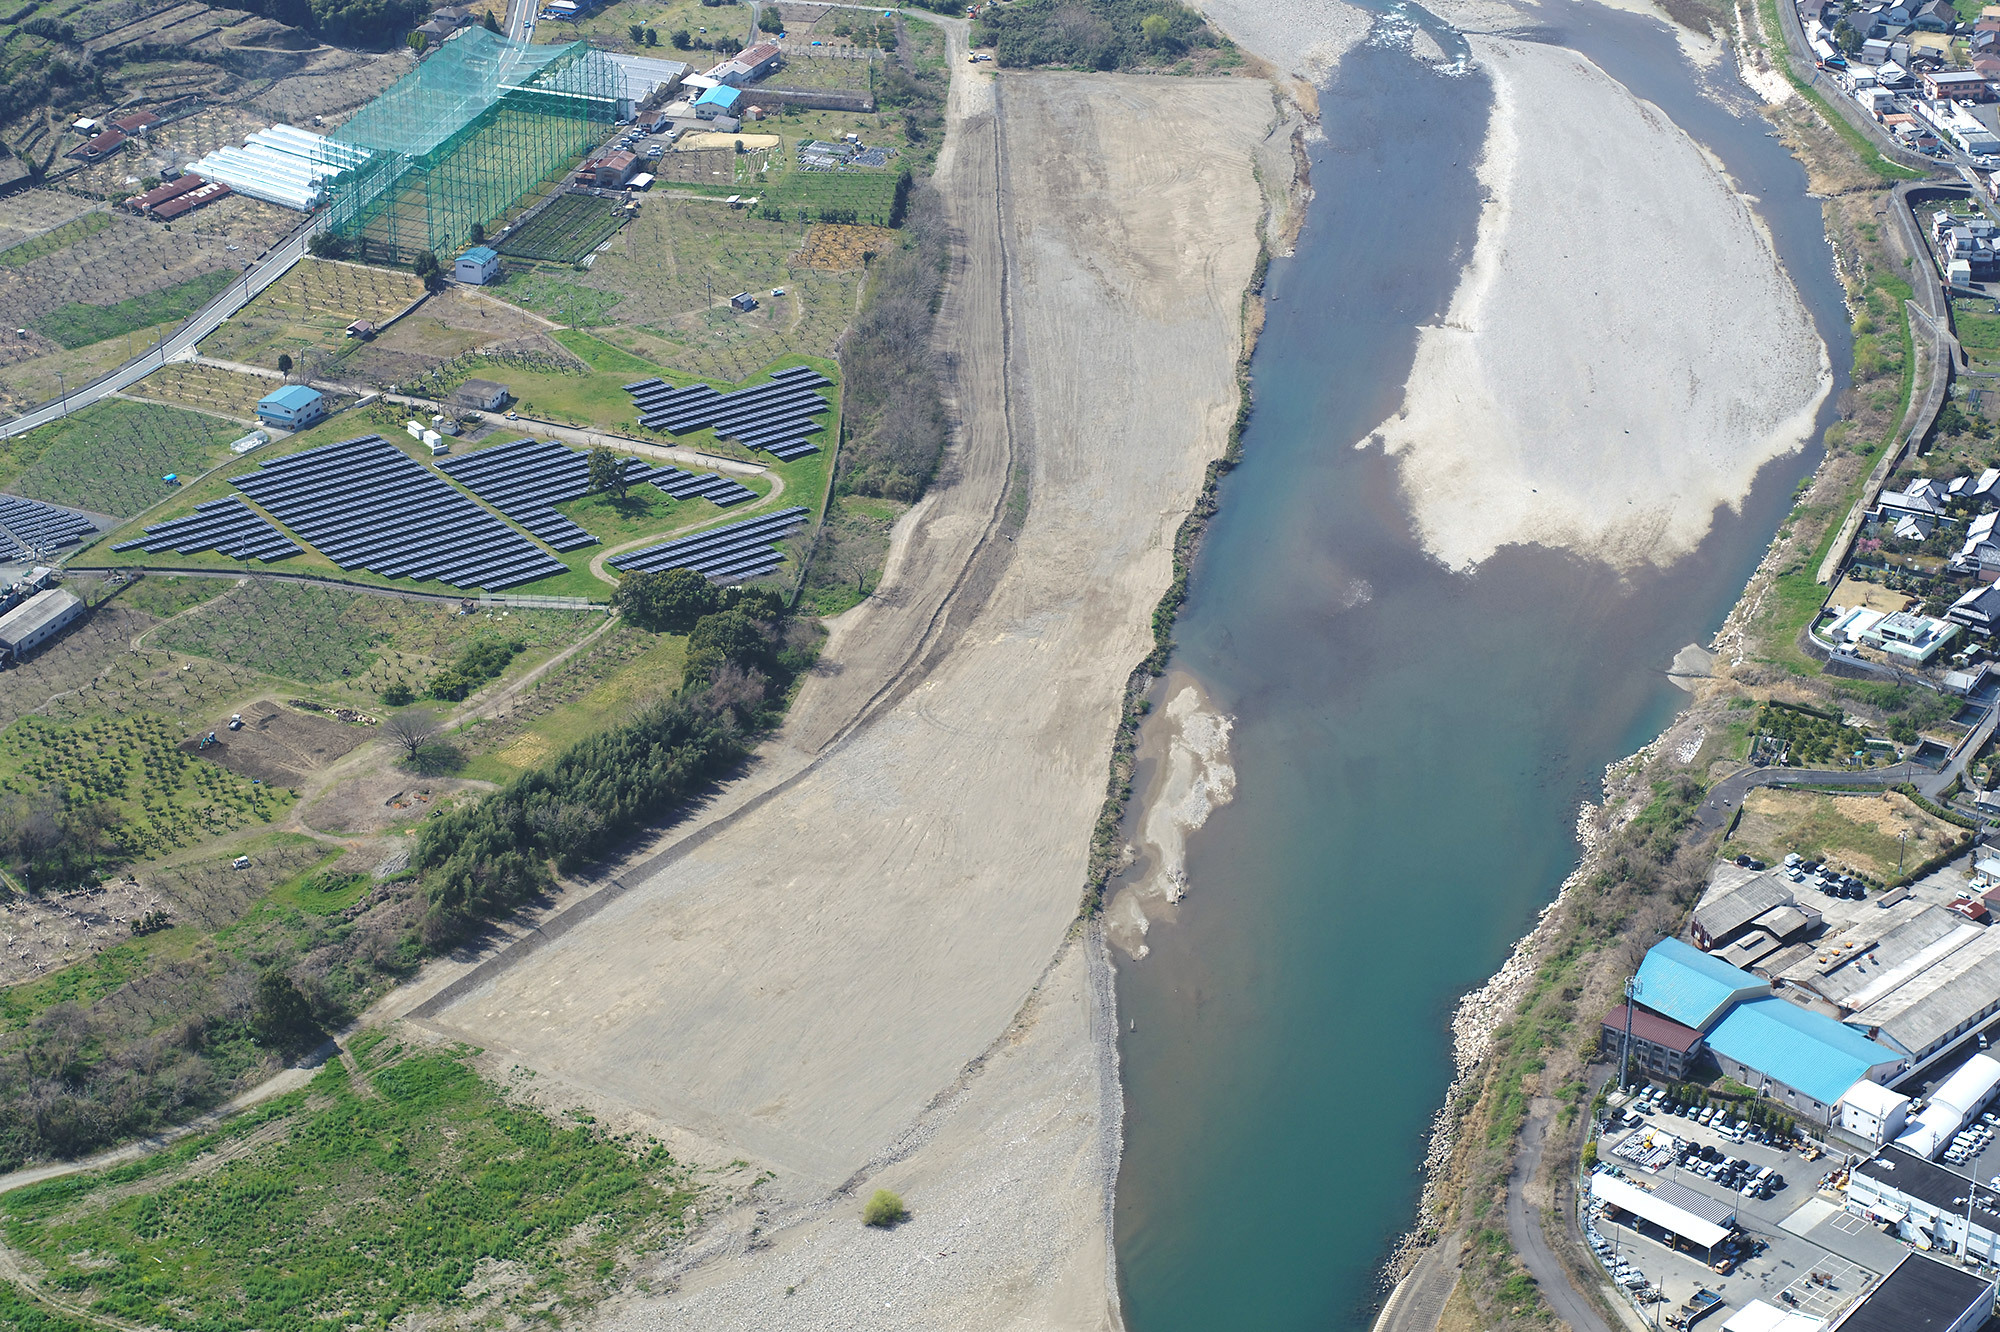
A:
[614,568,718,632]
[251,970,316,1053]
[862,1188,907,1227]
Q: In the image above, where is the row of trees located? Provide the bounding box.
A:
[972,0,1223,70]
[837,179,949,501]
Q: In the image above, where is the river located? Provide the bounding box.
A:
[1110,6,1853,1329]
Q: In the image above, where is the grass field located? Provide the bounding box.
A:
[1725,788,1968,880]
[0,210,112,267]
[497,192,625,264]
[755,166,901,225]
[0,399,240,517]
[458,623,687,779]
[0,711,294,866]
[34,269,236,351]
[199,258,424,368]
[0,1038,704,1331]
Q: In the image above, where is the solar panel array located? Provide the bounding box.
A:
[231,435,565,590]
[437,437,754,551]
[624,365,829,461]
[0,495,98,561]
[609,507,810,582]
[113,498,302,562]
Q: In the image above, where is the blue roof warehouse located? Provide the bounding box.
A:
[256,385,326,431]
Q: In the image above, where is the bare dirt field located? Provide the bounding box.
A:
[182,699,369,785]
[415,46,1277,1330]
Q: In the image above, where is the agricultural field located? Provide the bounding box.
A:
[0,321,181,418]
[0,398,240,517]
[36,268,237,350]
[152,578,595,700]
[0,711,295,878]
[0,1039,709,1332]
[199,257,426,370]
[0,191,97,252]
[0,209,112,267]
[638,145,744,187]
[757,43,878,92]
[755,165,901,225]
[529,198,859,383]
[541,0,754,54]
[797,220,896,269]
[495,192,626,264]
[127,362,286,420]
[336,288,559,389]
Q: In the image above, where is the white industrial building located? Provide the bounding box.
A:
[0,588,82,661]
[1838,1079,1913,1146]
[1894,1054,2000,1159]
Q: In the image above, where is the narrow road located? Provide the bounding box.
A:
[1508,1107,1617,1332]
[1695,762,1931,833]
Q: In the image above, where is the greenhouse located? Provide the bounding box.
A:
[317,28,623,264]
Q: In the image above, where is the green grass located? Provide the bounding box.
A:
[754,167,902,224]
[493,269,625,327]
[35,269,237,350]
[0,398,240,518]
[0,1046,702,1332]
[457,629,688,780]
[0,210,111,267]
[1755,0,1924,181]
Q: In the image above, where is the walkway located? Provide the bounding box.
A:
[1695,761,1936,834]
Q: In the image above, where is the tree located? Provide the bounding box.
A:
[307,230,350,259]
[644,26,658,44]
[614,567,719,631]
[252,970,317,1053]
[672,26,692,47]
[862,1189,907,1227]
[276,353,293,375]
[483,9,500,31]
[383,709,442,759]
[758,6,783,32]
[470,221,486,243]
[1834,18,1862,53]
[586,444,627,497]
[408,29,427,49]
[413,249,439,278]
[380,682,415,706]
[1140,13,1174,50]
[413,249,449,294]
[629,21,645,41]
[685,608,771,680]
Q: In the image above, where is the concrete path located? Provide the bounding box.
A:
[1695,762,1932,834]
[1370,1240,1463,1332]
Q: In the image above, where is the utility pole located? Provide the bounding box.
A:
[1621,974,1642,1093]
[55,370,68,418]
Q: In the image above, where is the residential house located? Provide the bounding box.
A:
[1923,67,1987,99]
[694,84,743,119]
[1913,0,1959,32]
[1861,609,1960,663]
[1949,582,2000,634]
[590,151,639,187]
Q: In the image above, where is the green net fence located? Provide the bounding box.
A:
[318,28,621,265]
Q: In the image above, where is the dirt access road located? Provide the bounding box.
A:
[403,41,1278,1332]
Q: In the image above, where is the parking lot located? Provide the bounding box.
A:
[1587,1102,1913,1325]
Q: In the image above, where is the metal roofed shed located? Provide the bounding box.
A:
[1829,1251,1998,1332]
[455,246,500,284]
[452,378,509,411]
[0,589,83,661]
[1839,1078,1913,1145]
[1706,995,1906,1118]
[1893,1053,2000,1159]
[257,385,327,430]
[1633,938,1771,1032]
[1589,1172,1734,1250]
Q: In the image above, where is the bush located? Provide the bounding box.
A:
[614,568,719,632]
[838,182,949,500]
[862,1188,907,1227]
[251,970,317,1054]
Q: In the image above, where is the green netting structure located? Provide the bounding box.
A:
[317,28,621,265]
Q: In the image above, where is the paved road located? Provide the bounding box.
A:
[0,225,315,440]
[1509,1106,1617,1332]
[1370,1240,1463,1332]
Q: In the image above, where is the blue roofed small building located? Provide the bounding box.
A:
[1632,937,1771,1033]
[694,84,742,120]
[256,384,327,431]
[454,245,500,285]
[1706,995,1908,1123]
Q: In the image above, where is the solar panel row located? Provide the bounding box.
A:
[623,366,832,459]
[232,436,566,590]
[609,507,811,583]
[0,494,98,562]
[438,438,759,550]
[641,465,757,506]
[112,498,302,562]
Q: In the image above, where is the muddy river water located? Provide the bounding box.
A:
[1111,6,1855,1328]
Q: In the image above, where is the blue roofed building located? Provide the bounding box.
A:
[1633,938,1770,1033]
[454,245,500,285]
[1707,995,1908,1124]
[256,384,326,431]
[694,84,742,119]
